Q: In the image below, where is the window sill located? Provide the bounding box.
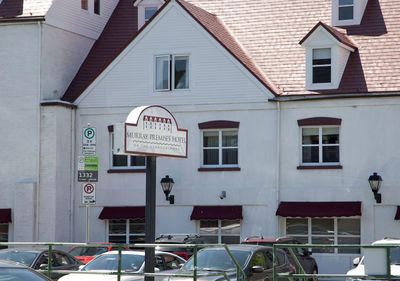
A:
[198,167,241,172]
[107,169,146,173]
[297,165,342,170]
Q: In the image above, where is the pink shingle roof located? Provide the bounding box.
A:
[0,0,52,18]
[62,0,400,102]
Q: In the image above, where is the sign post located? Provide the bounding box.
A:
[82,183,96,243]
[113,105,188,281]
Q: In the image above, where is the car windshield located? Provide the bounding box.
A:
[68,246,109,257]
[0,268,48,281]
[0,251,38,266]
[82,254,145,272]
[183,249,250,271]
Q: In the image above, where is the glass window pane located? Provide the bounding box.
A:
[222,131,238,147]
[338,237,360,253]
[302,146,319,163]
[200,236,218,243]
[156,56,169,90]
[302,128,319,144]
[109,236,127,244]
[222,148,238,165]
[109,220,126,235]
[0,224,8,249]
[221,220,240,234]
[129,236,145,244]
[390,248,400,264]
[131,156,145,167]
[338,219,360,235]
[200,220,218,234]
[222,236,240,244]
[81,0,88,10]
[312,219,334,235]
[129,219,145,234]
[322,146,339,162]
[339,6,353,20]
[311,236,334,253]
[313,66,331,83]
[203,132,219,147]
[203,149,219,165]
[145,7,158,21]
[94,0,100,14]
[286,219,308,235]
[113,154,128,167]
[313,48,331,62]
[174,57,189,89]
[322,127,339,144]
[339,0,353,5]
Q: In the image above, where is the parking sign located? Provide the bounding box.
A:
[82,183,96,205]
[82,127,96,155]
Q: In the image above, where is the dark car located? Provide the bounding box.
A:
[241,236,318,279]
[167,244,295,281]
[68,243,129,264]
[0,258,52,281]
[0,248,84,280]
[155,234,206,260]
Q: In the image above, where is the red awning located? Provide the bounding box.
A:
[190,206,242,220]
[276,202,361,218]
[395,206,400,220]
[0,209,11,223]
[98,206,145,220]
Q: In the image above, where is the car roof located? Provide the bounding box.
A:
[372,238,400,245]
[201,244,274,252]
[242,236,298,243]
[0,248,47,253]
[0,259,28,268]
[103,250,181,256]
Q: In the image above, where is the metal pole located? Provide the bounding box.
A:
[86,205,90,243]
[145,156,156,281]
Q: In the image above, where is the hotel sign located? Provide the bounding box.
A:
[113,105,188,158]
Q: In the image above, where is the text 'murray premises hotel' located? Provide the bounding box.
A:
[1,0,400,275]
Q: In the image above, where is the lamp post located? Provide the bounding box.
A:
[160,175,174,204]
[368,172,383,203]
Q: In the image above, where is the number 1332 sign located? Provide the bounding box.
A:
[82,183,96,205]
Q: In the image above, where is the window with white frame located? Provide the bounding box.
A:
[94,0,100,15]
[145,7,158,22]
[81,0,88,10]
[338,0,354,20]
[155,55,189,91]
[202,130,238,167]
[312,48,331,84]
[110,132,145,169]
[285,218,360,254]
[108,219,145,244]
[0,224,8,249]
[301,126,340,164]
[198,220,241,244]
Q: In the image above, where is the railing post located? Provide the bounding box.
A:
[117,245,122,281]
[48,244,53,279]
[386,247,391,281]
[273,245,277,281]
[194,245,198,281]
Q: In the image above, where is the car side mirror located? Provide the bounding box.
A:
[353,257,361,267]
[252,266,264,273]
[154,267,160,273]
[39,264,48,270]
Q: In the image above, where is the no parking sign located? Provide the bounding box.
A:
[82,183,96,205]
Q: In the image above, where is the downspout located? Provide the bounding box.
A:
[35,20,42,241]
[275,101,281,236]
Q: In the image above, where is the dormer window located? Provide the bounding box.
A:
[332,0,368,26]
[338,0,354,20]
[312,48,331,84]
[134,0,164,29]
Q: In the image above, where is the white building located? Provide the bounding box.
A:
[1,0,400,274]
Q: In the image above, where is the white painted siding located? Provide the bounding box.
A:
[45,0,119,40]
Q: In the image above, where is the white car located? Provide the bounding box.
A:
[346,238,400,281]
[58,250,186,281]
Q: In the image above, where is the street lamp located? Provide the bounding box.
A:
[160,175,174,204]
[368,172,383,203]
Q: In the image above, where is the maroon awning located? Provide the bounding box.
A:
[395,206,400,220]
[276,202,361,218]
[0,209,11,223]
[190,206,242,220]
[98,207,145,220]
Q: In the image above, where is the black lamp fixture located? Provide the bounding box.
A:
[160,175,174,204]
[368,172,383,203]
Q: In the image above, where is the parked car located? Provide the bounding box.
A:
[167,244,296,281]
[155,234,206,260]
[242,236,318,278]
[68,243,129,264]
[0,248,84,280]
[58,250,186,281]
[0,258,53,281]
[346,237,400,281]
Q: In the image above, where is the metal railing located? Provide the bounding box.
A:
[0,242,245,281]
[273,243,400,281]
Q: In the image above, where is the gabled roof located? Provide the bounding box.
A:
[299,21,358,51]
[62,0,400,102]
[0,0,52,19]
